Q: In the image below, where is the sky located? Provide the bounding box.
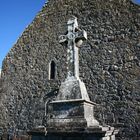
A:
[0,0,46,69]
[0,0,140,70]
[133,0,140,4]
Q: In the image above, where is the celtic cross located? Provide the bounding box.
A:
[59,16,87,79]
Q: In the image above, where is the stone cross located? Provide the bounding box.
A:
[59,16,87,79]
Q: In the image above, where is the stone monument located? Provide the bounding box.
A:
[29,16,118,140]
[46,16,99,130]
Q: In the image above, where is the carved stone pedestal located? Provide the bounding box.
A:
[46,77,99,129]
[46,99,99,130]
[41,77,118,140]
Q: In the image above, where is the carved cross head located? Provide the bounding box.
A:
[59,16,87,48]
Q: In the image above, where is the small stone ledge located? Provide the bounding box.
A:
[28,126,118,139]
[51,99,97,105]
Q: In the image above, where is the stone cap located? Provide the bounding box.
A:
[51,99,98,105]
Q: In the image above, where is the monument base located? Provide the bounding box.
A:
[46,99,99,130]
[28,126,118,140]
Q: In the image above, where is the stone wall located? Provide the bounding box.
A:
[0,0,140,139]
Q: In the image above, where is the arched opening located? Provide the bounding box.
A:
[49,61,56,80]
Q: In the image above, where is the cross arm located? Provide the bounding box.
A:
[59,35,68,45]
[75,30,87,43]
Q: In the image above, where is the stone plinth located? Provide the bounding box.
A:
[28,126,118,140]
[46,99,99,130]
[43,76,118,139]
[45,77,99,130]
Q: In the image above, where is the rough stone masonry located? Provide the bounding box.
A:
[0,0,140,140]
